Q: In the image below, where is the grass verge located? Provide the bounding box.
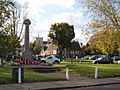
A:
[55,60,120,78]
[0,66,65,84]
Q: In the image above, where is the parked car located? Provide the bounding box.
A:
[92,57,114,64]
[89,55,99,60]
[83,55,91,60]
[40,55,60,64]
[118,60,120,64]
[111,56,120,61]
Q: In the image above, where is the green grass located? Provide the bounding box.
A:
[0,67,13,84]
[55,59,120,78]
[0,59,120,84]
[69,64,120,78]
[0,66,65,84]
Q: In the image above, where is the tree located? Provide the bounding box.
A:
[0,0,15,28]
[0,0,24,58]
[29,37,42,55]
[0,0,17,58]
[89,29,120,56]
[82,43,91,56]
[48,22,75,59]
[0,30,8,58]
[77,0,120,56]
[80,0,120,31]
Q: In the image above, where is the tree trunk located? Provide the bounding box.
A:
[59,49,63,61]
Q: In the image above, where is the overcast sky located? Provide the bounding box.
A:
[17,0,91,45]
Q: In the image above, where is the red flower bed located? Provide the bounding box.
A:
[14,58,41,65]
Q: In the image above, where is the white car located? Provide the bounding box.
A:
[41,55,60,64]
[118,60,120,64]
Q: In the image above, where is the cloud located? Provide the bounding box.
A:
[30,11,91,41]
[38,12,88,30]
[17,0,90,44]
[17,0,75,10]
[22,0,75,9]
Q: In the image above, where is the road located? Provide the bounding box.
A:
[63,84,120,90]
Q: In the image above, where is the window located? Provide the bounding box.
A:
[47,57,52,59]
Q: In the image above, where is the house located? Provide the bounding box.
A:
[41,43,58,56]
[40,41,83,58]
[62,41,83,58]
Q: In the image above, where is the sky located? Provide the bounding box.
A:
[17,0,91,45]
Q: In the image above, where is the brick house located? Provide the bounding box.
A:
[40,41,83,58]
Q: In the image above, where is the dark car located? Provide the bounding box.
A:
[111,56,120,61]
[92,57,114,64]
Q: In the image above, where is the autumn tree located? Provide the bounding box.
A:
[48,22,75,59]
[80,0,120,31]
[89,28,120,56]
[77,0,120,56]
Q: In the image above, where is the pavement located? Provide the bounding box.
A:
[0,76,120,90]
